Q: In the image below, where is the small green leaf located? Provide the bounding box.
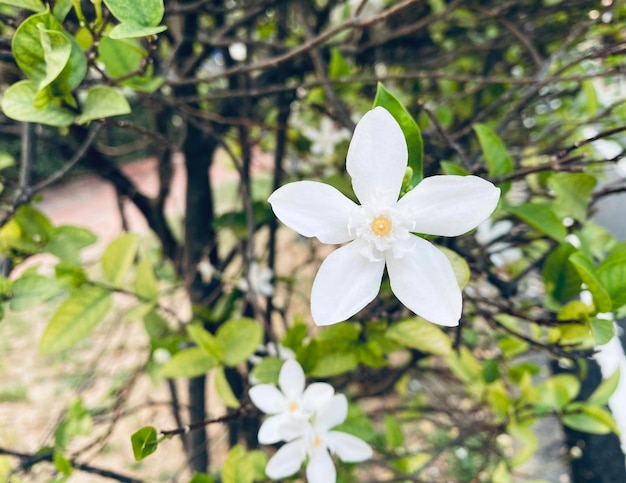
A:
[590,318,614,345]
[543,243,582,303]
[373,83,423,184]
[507,202,566,242]
[101,233,139,287]
[473,123,514,179]
[131,426,159,461]
[587,368,620,407]
[47,225,97,263]
[216,318,262,367]
[1,80,75,126]
[569,252,612,312]
[38,28,72,92]
[133,258,159,300]
[9,273,59,311]
[160,347,217,378]
[440,161,469,176]
[222,445,253,483]
[250,356,283,384]
[97,36,145,78]
[215,366,240,408]
[310,351,358,377]
[40,286,112,354]
[187,324,224,362]
[53,452,72,476]
[537,374,580,410]
[386,318,452,355]
[75,85,131,124]
[562,403,617,434]
[597,243,626,309]
[0,0,45,11]
[548,173,596,222]
[104,0,165,27]
[384,415,404,449]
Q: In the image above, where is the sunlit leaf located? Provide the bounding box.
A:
[215,366,240,408]
[101,233,139,287]
[131,426,159,461]
[386,317,452,355]
[216,318,262,367]
[39,286,112,354]
[75,86,131,124]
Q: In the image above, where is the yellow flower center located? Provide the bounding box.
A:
[288,401,299,413]
[371,215,392,236]
[313,434,322,448]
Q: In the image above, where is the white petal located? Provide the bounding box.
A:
[268,181,356,244]
[306,449,337,483]
[386,236,462,327]
[311,241,385,326]
[315,394,348,432]
[258,414,290,444]
[249,384,285,414]
[302,383,335,413]
[346,107,407,206]
[397,175,500,236]
[278,359,305,400]
[326,431,373,462]
[265,439,306,479]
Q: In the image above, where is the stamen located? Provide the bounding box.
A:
[288,401,299,412]
[371,215,392,236]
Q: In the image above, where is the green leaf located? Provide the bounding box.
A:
[216,318,262,367]
[384,415,404,449]
[473,123,514,179]
[187,324,224,362]
[97,36,145,78]
[104,0,165,27]
[189,474,215,483]
[160,347,218,378]
[440,161,469,176]
[53,452,72,476]
[215,366,240,408]
[101,233,139,287]
[1,80,75,126]
[590,318,614,345]
[386,318,452,355]
[130,426,159,461]
[39,286,112,354]
[75,86,131,124]
[329,47,351,78]
[12,10,86,93]
[9,273,59,311]
[562,403,618,434]
[587,368,620,407]
[0,0,45,11]
[536,374,580,410]
[597,243,626,309]
[38,28,72,93]
[250,356,283,384]
[310,351,358,377]
[222,445,253,483]
[543,243,582,303]
[47,225,97,263]
[507,422,538,467]
[569,252,612,312]
[548,173,596,222]
[373,83,423,184]
[438,246,470,289]
[507,202,566,242]
[133,258,159,300]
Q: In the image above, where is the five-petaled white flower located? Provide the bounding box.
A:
[268,107,500,327]
[250,359,372,483]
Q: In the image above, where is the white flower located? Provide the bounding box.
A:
[268,107,500,327]
[249,359,334,444]
[238,261,274,297]
[301,117,351,158]
[265,393,373,483]
[475,219,522,267]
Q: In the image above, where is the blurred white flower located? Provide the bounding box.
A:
[269,107,500,326]
[250,359,372,483]
[476,219,522,267]
[301,117,351,158]
[238,262,274,297]
[197,259,216,284]
[249,359,334,444]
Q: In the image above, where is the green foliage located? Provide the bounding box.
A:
[131,426,160,461]
[39,285,112,354]
[101,233,139,287]
[507,202,566,242]
[221,445,266,483]
[386,317,452,355]
[473,123,514,188]
[103,0,167,39]
[215,366,240,408]
[216,318,263,367]
[160,347,218,378]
